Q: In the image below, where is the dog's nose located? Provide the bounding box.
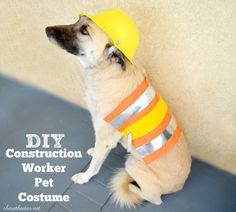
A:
[45,27,55,38]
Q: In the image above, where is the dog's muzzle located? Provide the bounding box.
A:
[45,26,79,55]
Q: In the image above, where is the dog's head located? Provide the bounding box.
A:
[45,16,126,70]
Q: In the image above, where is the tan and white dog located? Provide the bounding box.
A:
[46,16,192,208]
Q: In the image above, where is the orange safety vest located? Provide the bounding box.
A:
[104,78,182,164]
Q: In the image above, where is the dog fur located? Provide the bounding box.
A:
[46,16,192,208]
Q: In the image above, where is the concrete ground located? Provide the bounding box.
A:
[0,74,235,212]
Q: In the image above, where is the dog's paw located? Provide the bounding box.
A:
[71,172,90,184]
[86,148,94,157]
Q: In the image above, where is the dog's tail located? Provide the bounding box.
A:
[109,168,143,208]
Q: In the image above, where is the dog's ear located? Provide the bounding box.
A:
[105,44,126,71]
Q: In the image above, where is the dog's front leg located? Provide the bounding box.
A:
[72,121,121,184]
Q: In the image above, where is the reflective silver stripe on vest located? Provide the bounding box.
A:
[110,84,156,129]
[135,116,177,157]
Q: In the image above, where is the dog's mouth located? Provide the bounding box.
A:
[45,26,79,55]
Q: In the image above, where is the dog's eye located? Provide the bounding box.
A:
[80,25,89,35]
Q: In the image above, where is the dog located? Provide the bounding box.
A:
[45,15,192,208]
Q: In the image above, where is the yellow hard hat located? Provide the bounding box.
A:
[80,8,139,63]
